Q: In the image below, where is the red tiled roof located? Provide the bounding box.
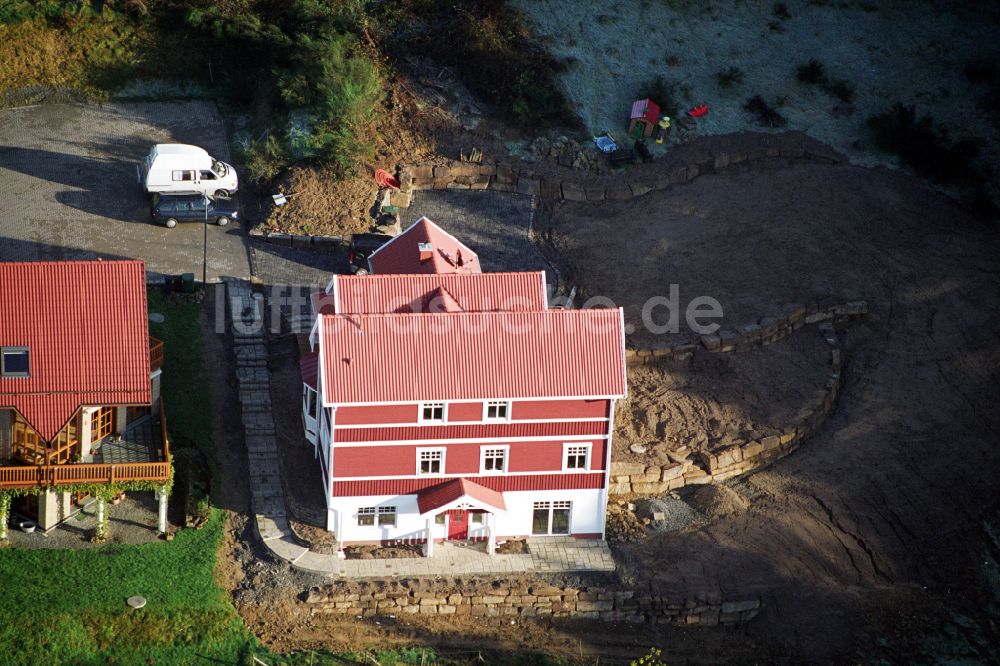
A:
[416,477,506,515]
[0,260,151,440]
[318,309,626,404]
[331,271,546,315]
[368,217,481,275]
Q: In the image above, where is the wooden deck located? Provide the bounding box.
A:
[0,401,170,490]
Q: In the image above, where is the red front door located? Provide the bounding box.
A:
[447,509,468,540]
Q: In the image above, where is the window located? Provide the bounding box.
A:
[420,402,445,423]
[200,170,217,180]
[484,400,510,421]
[171,170,194,181]
[480,446,507,474]
[470,512,484,525]
[417,448,445,475]
[357,507,375,526]
[378,506,397,527]
[90,407,114,444]
[563,443,591,471]
[532,501,572,535]
[1,347,29,378]
[435,513,447,525]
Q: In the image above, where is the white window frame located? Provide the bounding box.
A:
[357,507,376,527]
[562,442,592,471]
[418,402,446,424]
[416,447,446,476]
[483,400,511,422]
[378,506,397,527]
[479,445,509,474]
[532,501,573,535]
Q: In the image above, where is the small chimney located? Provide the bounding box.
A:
[418,242,434,262]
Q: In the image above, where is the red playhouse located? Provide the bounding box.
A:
[629,98,661,138]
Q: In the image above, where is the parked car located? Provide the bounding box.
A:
[348,233,393,275]
[150,193,240,229]
[139,143,239,197]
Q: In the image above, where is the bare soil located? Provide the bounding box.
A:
[544,151,1000,660]
[615,327,830,464]
[345,544,422,560]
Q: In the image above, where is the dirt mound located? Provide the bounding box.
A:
[684,485,749,520]
[614,328,830,465]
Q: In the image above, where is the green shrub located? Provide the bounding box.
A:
[236,134,290,185]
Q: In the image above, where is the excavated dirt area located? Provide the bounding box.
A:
[615,327,830,463]
[545,152,1000,660]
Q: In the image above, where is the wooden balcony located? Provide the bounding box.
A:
[0,401,171,490]
[150,336,164,372]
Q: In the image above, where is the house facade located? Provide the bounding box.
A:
[301,219,626,552]
[0,260,170,532]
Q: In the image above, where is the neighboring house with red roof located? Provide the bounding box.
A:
[367,217,481,275]
[0,260,171,533]
[301,232,626,555]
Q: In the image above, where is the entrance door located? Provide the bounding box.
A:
[447,509,468,540]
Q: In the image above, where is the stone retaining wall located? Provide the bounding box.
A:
[609,309,863,497]
[254,132,843,246]
[304,578,760,627]
[394,136,841,207]
[626,300,868,365]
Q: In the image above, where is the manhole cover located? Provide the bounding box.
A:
[126,596,146,609]
[148,313,165,323]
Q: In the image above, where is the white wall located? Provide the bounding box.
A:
[328,488,604,543]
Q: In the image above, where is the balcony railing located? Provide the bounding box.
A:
[0,400,171,490]
[150,336,164,372]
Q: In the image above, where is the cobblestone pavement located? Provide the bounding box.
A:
[401,189,559,289]
[0,102,251,281]
[249,238,345,288]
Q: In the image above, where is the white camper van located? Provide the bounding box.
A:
[139,144,238,197]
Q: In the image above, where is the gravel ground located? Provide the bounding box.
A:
[402,189,560,290]
[0,102,252,281]
[6,493,164,549]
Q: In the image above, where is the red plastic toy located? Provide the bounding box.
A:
[687,104,710,118]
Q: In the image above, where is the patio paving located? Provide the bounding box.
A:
[255,513,615,578]
[94,416,165,464]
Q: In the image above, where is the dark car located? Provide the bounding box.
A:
[348,233,392,275]
[150,193,240,229]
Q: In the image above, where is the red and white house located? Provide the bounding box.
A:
[301,218,626,553]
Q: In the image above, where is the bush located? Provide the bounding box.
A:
[867,103,984,185]
[716,66,744,88]
[372,1,577,129]
[797,59,826,84]
[828,78,855,102]
[743,95,786,127]
[236,134,290,185]
[636,75,681,116]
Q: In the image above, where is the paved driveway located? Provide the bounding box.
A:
[0,102,250,281]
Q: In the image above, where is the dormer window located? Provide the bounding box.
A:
[1,347,29,378]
